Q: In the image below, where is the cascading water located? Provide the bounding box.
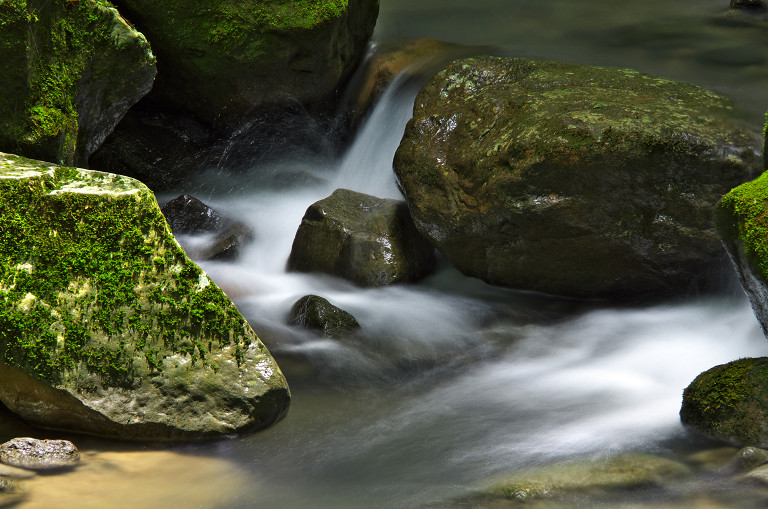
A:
[6,1,768,508]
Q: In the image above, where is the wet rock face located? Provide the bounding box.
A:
[0,0,156,167]
[111,0,379,130]
[289,295,361,339]
[0,438,80,471]
[681,358,768,447]
[287,188,436,286]
[394,56,761,301]
[718,173,768,335]
[730,0,766,9]
[161,194,255,260]
[0,152,289,441]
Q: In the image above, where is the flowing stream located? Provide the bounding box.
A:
[5,1,768,508]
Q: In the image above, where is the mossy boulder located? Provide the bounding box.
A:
[394,56,761,300]
[0,152,289,441]
[486,453,690,503]
[111,0,379,130]
[681,358,768,447]
[0,0,156,167]
[287,188,436,286]
[716,173,768,334]
[289,295,360,339]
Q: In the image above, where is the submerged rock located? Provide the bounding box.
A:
[289,295,361,339]
[681,358,768,447]
[731,0,766,9]
[394,56,761,301]
[717,173,768,335]
[111,0,379,130]
[486,453,690,503]
[0,438,79,471]
[287,188,436,286]
[0,152,289,441]
[0,0,156,167]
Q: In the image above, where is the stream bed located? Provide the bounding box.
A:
[4,0,768,507]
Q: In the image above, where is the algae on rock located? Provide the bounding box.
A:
[111,0,379,129]
[0,0,156,167]
[0,152,289,441]
[394,56,761,300]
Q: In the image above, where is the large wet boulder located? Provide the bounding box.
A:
[111,0,380,130]
[716,172,768,334]
[0,152,289,441]
[287,188,436,286]
[394,56,761,301]
[681,357,768,447]
[0,0,156,167]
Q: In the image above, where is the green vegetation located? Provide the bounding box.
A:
[681,358,768,445]
[0,153,252,387]
[716,172,768,281]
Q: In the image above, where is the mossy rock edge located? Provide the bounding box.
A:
[0,152,289,441]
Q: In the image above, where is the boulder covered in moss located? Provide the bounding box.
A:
[289,295,360,339]
[0,0,156,167]
[111,0,379,130]
[716,173,768,334]
[681,358,768,447]
[0,152,289,441]
[287,188,436,286]
[394,56,761,301]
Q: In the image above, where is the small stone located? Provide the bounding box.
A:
[0,438,80,471]
[289,295,361,339]
[733,447,768,472]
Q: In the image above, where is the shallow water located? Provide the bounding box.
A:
[6,0,768,507]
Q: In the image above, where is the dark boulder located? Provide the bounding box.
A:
[394,56,761,300]
[161,194,255,261]
[289,295,361,339]
[111,0,380,131]
[0,0,156,166]
[287,189,436,286]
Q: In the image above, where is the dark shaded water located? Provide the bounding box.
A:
[4,1,768,508]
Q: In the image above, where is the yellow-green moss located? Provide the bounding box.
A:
[0,153,253,386]
[716,172,768,281]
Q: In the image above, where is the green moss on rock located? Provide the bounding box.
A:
[111,0,378,128]
[0,152,289,441]
[681,358,768,447]
[394,56,761,300]
[0,0,156,166]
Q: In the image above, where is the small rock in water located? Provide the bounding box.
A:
[289,295,361,339]
[730,0,766,9]
[733,447,768,472]
[0,438,80,471]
